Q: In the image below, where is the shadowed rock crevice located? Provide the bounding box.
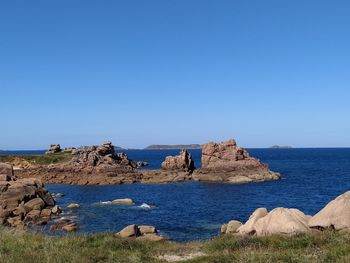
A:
[141,149,195,184]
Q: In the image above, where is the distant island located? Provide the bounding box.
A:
[114,146,125,150]
[269,145,293,149]
[144,144,202,150]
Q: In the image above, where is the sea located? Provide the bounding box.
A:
[1,148,350,242]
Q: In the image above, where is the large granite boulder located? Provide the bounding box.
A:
[193,139,280,183]
[16,142,142,185]
[252,208,311,236]
[45,144,61,154]
[308,191,350,231]
[141,149,195,184]
[0,163,59,228]
[0,163,15,181]
[236,208,268,235]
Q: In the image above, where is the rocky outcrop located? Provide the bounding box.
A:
[193,139,280,183]
[115,224,165,241]
[308,191,350,231]
[16,139,281,186]
[0,163,60,229]
[16,142,142,185]
[45,144,61,154]
[161,149,195,172]
[141,149,195,184]
[0,163,16,181]
[62,147,76,153]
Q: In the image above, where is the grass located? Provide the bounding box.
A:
[1,229,350,262]
[0,152,72,165]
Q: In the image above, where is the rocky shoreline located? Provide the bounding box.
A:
[221,190,350,237]
[12,139,280,185]
[1,160,350,243]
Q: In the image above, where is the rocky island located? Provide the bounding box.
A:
[193,139,280,183]
[6,139,280,185]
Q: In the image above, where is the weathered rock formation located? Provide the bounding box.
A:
[193,139,280,183]
[63,147,76,153]
[308,191,350,231]
[45,144,61,154]
[115,224,165,241]
[222,191,350,237]
[252,208,311,236]
[141,149,195,183]
[161,149,195,172]
[222,207,311,236]
[16,139,281,185]
[16,142,141,185]
[0,163,60,229]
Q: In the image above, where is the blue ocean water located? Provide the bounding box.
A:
[3,148,350,241]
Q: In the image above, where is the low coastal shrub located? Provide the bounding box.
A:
[1,228,350,262]
[0,152,72,165]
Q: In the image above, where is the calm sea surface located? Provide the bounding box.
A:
[1,148,350,241]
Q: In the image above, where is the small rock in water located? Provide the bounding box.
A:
[67,203,80,209]
[62,223,78,232]
[139,203,152,209]
[112,198,134,205]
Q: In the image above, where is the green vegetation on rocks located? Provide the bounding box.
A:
[1,228,350,262]
[0,152,72,165]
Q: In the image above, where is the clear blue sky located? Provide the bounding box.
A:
[1,0,349,149]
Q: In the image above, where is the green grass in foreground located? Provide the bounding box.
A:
[1,229,350,263]
[0,152,72,165]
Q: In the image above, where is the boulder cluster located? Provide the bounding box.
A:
[45,144,61,154]
[16,139,280,185]
[115,224,165,241]
[193,139,280,183]
[17,142,141,185]
[0,163,60,229]
[221,190,350,236]
[142,139,279,184]
[70,142,137,168]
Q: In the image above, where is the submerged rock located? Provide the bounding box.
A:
[67,203,80,209]
[193,139,280,183]
[62,223,78,232]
